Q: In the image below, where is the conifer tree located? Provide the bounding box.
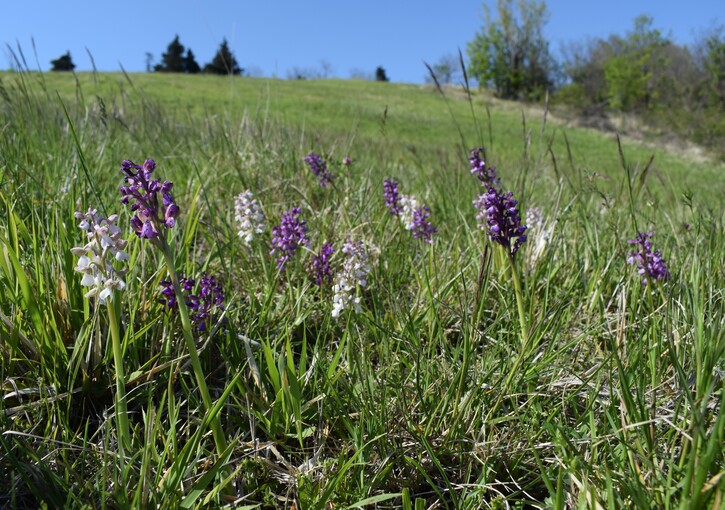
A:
[155,35,186,72]
[184,49,201,74]
[204,39,242,75]
[50,51,75,71]
[375,66,389,82]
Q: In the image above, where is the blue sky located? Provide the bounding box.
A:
[1,1,722,83]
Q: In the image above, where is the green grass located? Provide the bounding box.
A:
[0,69,723,509]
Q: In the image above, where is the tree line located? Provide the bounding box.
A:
[50,35,242,75]
[465,0,725,157]
[50,37,392,82]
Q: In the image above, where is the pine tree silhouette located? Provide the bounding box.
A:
[375,66,389,82]
[184,49,200,74]
[204,39,242,75]
[50,52,75,71]
[155,35,186,72]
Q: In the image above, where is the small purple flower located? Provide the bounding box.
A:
[410,205,437,244]
[469,147,499,187]
[119,158,179,239]
[304,152,336,187]
[191,274,225,331]
[343,156,351,167]
[474,186,527,255]
[159,279,176,308]
[627,231,670,285]
[159,274,225,331]
[271,207,309,271]
[383,179,402,215]
[311,242,335,286]
[159,276,195,310]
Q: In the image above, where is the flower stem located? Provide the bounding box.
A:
[107,296,130,460]
[160,242,228,457]
[508,251,528,345]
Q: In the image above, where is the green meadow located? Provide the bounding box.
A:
[0,71,723,508]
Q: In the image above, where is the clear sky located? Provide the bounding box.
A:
[1,1,722,83]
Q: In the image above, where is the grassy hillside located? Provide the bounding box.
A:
[5,71,723,203]
[0,71,723,508]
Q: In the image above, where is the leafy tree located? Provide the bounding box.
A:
[50,52,75,72]
[155,35,186,72]
[603,15,669,111]
[204,39,242,75]
[704,34,725,107]
[561,16,694,113]
[375,66,389,82]
[467,0,554,99]
[144,52,154,73]
[425,53,461,85]
[184,49,200,74]
[559,38,617,110]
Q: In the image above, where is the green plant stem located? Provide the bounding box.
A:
[160,241,228,458]
[107,296,130,460]
[508,251,528,345]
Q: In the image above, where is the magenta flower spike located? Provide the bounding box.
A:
[304,152,336,187]
[474,186,527,256]
[311,242,335,286]
[119,159,179,239]
[271,207,309,271]
[627,231,670,285]
[469,147,499,187]
[383,179,403,215]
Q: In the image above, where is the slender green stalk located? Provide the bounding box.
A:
[507,251,528,345]
[106,295,130,461]
[160,241,228,457]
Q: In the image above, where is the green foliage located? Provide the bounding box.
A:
[604,53,651,111]
[704,34,725,107]
[50,52,75,72]
[603,15,669,112]
[203,38,242,75]
[467,0,554,99]
[557,15,725,160]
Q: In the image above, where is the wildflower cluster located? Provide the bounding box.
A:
[160,274,226,331]
[311,242,335,286]
[383,179,402,215]
[469,148,527,256]
[271,207,310,270]
[234,190,266,244]
[385,179,437,243]
[474,187,527,255]
[469,147,499,187]
[410,204,438,244]
[627,231,670,285]
[304,152,336,187]
[119,159,179,239]
[332,240,371,318]
[71,209,129,304]
[159,275,194,309]
[525,207,543,231]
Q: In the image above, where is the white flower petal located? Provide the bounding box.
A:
[80,272,96,287]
